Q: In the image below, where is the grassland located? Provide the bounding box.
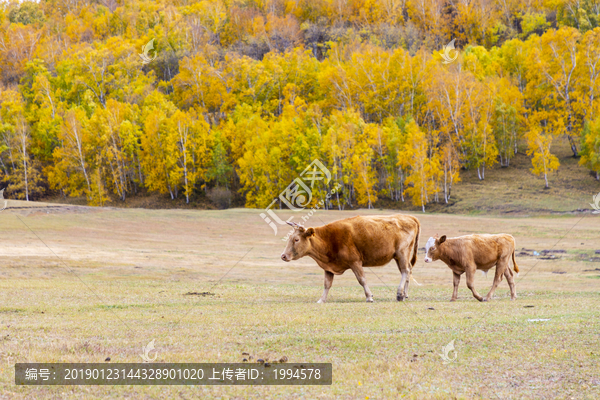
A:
[0,203,599,399]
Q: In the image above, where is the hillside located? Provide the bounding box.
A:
[386,137,600,215]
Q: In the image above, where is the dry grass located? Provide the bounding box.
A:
[0,204,599,399]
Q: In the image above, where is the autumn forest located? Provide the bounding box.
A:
[1,0,600,211]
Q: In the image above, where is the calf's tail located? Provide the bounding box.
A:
[512,248,520,276]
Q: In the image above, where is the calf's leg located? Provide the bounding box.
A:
[351,263,374,302]
[465,267,484,302]
[317,271,334,303]
[451,271,461,301]
[484,260,508,301]
[504,267,517,300]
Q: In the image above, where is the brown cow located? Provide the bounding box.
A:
[280,214,420,303]
[424,234,520,302]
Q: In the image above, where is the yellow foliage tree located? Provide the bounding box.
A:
[400,119,442,212]
[351,125,379,208]
[49,108,99,202]
[526,112,560,188]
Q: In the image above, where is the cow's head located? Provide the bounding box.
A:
[280,222,315,262]
[424,234,446,263]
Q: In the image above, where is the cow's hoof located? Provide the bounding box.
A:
[396,294,405,301]
[317,299,324,304]
[366,297,374,303]
[450,298,457,302]
[481,298,488,302]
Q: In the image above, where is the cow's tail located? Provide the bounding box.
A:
[512,247,520,276]
[410,218,420,268]
[411,274,422,286]
[410,219,422,286]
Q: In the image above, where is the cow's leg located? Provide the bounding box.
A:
[403,275,410,300]
[504,267,517,300]
[451,271,461,301]
[485,260,507,301]
[317,271,334,303]
[395,254,409,301]
[403,250,412,299]
[351,263,374,302]
[465,267,484,302]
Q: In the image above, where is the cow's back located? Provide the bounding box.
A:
[336,214,420,266]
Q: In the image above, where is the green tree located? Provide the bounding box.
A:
[580,117,600,180]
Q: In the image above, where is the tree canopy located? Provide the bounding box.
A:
[1,0,599,210]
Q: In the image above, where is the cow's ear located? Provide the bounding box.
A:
[438,235,446,244]
[304,227,315,237]
[297,225,306,233]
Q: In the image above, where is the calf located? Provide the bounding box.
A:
[280,215,420,303]
[424,234,519,301]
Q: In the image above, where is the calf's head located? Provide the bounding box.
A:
[424,235,446,263]
[281,222,315,262]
